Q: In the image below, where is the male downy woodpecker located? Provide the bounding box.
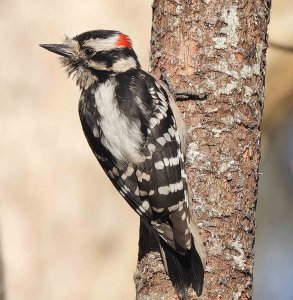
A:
[40,30,205,299]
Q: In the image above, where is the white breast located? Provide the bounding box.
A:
[94,78,144,164]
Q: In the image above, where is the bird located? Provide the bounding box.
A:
[40,30,205,299]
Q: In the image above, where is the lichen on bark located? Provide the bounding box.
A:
[134,1,271,299]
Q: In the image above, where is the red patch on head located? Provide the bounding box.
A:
[115,33,132,48]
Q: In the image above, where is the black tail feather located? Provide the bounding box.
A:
[159,239,204,299]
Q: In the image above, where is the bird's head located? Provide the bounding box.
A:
[40,30,140,89]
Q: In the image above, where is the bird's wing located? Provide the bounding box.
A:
[136,75,192,254]
[110,75,192,253]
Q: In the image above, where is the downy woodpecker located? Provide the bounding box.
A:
[40,30,205,299]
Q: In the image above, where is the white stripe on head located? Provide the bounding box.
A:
[111,57,137,72]
[88,61,108,71]
[83,36,119,52]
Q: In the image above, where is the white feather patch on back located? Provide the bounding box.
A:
[95,78,144,164]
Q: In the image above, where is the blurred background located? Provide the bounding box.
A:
[0,1,292,299]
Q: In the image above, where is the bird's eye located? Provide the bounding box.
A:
[84,48,95,57]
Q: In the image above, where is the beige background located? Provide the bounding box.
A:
[0,1,152,299]
[1,1,293,300]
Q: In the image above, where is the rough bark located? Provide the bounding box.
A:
[134,0,271,299]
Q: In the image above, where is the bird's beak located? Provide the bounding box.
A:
[39,43,73,58]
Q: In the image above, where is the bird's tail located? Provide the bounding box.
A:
[159,238,204,300]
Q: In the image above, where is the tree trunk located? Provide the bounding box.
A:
[134,0,271,299]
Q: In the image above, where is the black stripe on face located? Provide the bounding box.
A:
[86,69,112,82]
[90,48,138,68]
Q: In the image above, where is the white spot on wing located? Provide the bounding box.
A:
[157,137,166,146]
[155,161,164,170]
[150,118,158,128]
[170,184,175,192]
[158,186,170,195]
[136,170,142,181]
[158,181,183,195]
[169,157,179,166]
[163,158,169,166]
[163,133,171,142]
[181,169,186,178]
[141,173,150,181]
[142,201,150,210]
[152,207,165,213]
[122,166,135,180]
[139,190,148,196]
[136,170,150,182]
[148,143,156,153]
[156,113,164,120]
[157,91,166,101]
[168,127,175,137]
[149,87,156,94]
[154,81,161,89]
[168,204,179,212]
[177,181,183,190]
